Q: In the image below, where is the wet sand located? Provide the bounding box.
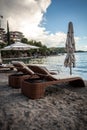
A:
[0,71,87,130]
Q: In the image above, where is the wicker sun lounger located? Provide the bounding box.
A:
[0,64,14,71]
[9,61,36,88]
[10,61,85,99]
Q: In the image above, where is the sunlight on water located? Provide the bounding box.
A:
[3,52,87,80]
[29,55,65,73]
[29,53,87,80]
[73,53,87,80]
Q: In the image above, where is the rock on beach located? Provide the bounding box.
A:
[0,71,87,130]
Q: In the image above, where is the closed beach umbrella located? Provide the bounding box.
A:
[64,22,75,75]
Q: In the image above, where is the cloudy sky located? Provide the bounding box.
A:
[0,0,87,50]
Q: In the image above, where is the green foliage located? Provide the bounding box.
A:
[2,36,66,58]
[56,47,66,53]
[0,42,7,49]
[49,47,66,55]
[39,45,47,55]
[21,38,28,43]
[21,37,67,56]
[28,40,42,47]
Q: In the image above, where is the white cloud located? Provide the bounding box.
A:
[34,32,67,47]
[0,0,55,46]
[76,45,87,51]
[0,0,81,48]
[74,36,87,51]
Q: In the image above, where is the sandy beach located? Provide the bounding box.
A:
[0,70,87,130]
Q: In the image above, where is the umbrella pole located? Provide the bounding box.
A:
[69,54,72,75]
[70,64,72,75]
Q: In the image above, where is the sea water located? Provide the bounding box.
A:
[3,52,87,80]
[29,52,87,80]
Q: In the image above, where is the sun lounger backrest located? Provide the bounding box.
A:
[28,65,50,75]
[12,61,34,75]
[28,64,58,80]
[12,61,58,80]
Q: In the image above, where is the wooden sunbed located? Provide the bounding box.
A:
[9,61,85,99]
